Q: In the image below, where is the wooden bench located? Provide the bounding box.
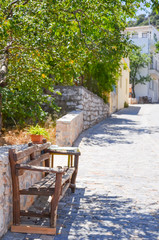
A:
[9,142,80,235]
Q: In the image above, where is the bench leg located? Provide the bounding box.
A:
[13,193,20,225]
[50,172,62,228]
[71,155,79,193]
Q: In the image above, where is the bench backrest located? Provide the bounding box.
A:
[9,143,50,203]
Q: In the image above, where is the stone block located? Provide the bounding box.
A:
[56,111,83,146]
[76,105,83,110]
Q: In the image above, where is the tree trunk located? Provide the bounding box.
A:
[132,80,136,98]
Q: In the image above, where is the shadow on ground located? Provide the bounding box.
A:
[2,189,159,240]
[116,106,141,115]
[74,117,150,147]
[55,188,159,240]
[74,106,159,147]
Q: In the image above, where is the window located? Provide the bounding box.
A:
[132,33,138,39]
[142,32,148,38]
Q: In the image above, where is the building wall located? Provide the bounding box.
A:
[109,92,117,114]
[109,58,130,113]
[125,25,159,102]
[117,58,130,110]
[53,86,109,130]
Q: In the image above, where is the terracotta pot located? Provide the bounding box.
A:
[30,134,43,144]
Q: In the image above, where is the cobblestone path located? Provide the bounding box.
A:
[2,105,159,240]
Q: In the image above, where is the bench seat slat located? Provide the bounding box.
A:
[19,168,75,195]
[30,174,55,190]
[39,174,56,189]
[62,167,75,185]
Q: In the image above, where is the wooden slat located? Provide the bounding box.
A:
[31,173,56,190]
[60,183,70,201]
[20,210,50,218]
[28,153,50,166]
[31,174,54,190]
[16,164,64,174]
[19,188,54,196]
[16,146,37,161]
[36,143,51,152]
[48,150,80,156]
[40,174,56,189]
[62,168,75,185]
[11,225,56,235]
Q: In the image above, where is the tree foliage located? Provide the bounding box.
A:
[0,0,157,127]
[128,11,159,28]
[129,46,152,97]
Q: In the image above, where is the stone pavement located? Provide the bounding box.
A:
[2,104,159,240]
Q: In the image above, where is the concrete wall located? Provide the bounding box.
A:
[56,111,83,146]
[0,145,42,238]
[54,86,109,130]
[117,58,130,110]
[109,58,130,113]
[109,92,117,114]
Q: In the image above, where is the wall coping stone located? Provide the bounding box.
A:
[57,111,82,123]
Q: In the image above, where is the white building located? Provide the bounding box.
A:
[109,58,130,113]
[125,25,159,102]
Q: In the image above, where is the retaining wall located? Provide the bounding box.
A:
[56,111,83,146]
[54,86,109,130]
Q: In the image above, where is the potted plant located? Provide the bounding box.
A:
[27,124,48,144]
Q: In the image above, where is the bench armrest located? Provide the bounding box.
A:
[16,164,65,174]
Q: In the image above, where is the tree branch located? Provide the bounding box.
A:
[60,8,108,34]
[73,12,92,50]
[5,0,29,19]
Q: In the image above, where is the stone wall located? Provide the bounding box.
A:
[56,111,83,146]
[54,86,109,130]
[0,145,42,238]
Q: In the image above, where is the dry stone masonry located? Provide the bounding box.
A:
[54,86,109,130]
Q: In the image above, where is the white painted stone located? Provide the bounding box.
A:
[56,111,83,146]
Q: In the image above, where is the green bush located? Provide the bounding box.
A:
[124,101,129,108]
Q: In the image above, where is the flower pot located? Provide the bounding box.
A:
[30,134,43,144]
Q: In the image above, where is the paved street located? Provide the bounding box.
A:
[2,104,159,240]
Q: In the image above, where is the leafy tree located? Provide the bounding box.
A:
[0,0,157,128]
[128,10,159,28]
[129,46,152,97]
